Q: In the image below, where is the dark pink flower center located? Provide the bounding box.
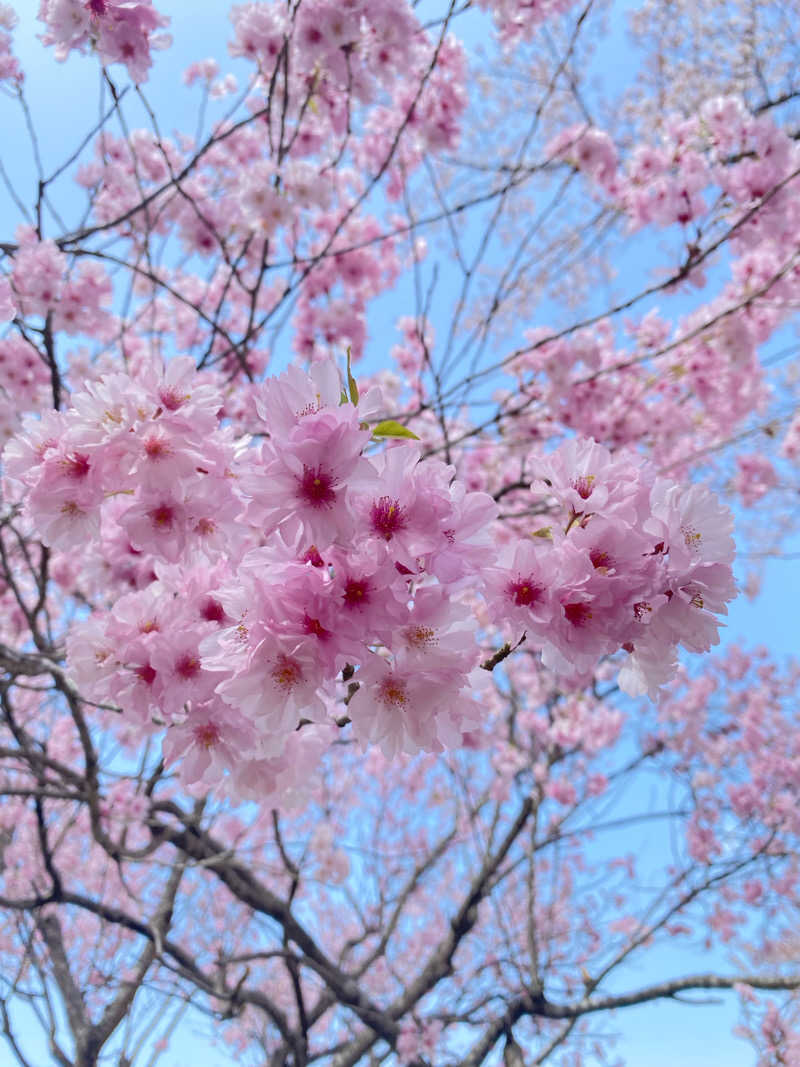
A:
[194,722,221,749]
[149,504,175,530]
[564,601,592,627]
[134,664,156,686]
[195,518,216,537]
[158,386,189,412]
[200,598,225,623]
[302,545,325,567]
[370,496,407,541]
[571,474,595,500]
[343,577,370,608]
[144,435,169,460]
[590,548,613,571]
[507,577,542,608]
[175,654,200,680]
[298,465,336,507]
[303,614,330,641]
[62,452,90,479]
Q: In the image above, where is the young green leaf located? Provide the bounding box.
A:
[346,346,359,405]
[372,420,420,440]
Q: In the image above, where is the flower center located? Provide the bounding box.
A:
[271,654,303,691]
[200,598,225,623]
[195,518,216,538]
[564,602,592,627]
[343,578,370,608]
[144,435,170,460]
[302,545,325,567]
[682,524,702,550]
[60,500,85,519]
[295,395,323,419]
[61,452,90,479]
[405,624,436,650]
[303,614,330,640]
[590,548,613,572]
[378,675,408,707]
[149,504,175,529]
[571,474,595,500]
[158,386,190,412]
[194,722,221,749]
[633,601,652,621]
[175,654,200,680]
[134,664,156,686]
[507,577,542,608]
[298,465,336,507]
[370,496,408,541]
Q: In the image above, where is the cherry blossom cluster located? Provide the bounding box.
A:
[509,310,770,476]
[550,96,800,231]
[0,4,21,84]
[547,124,619,195]
[745,1001,800,1067]
[733,453,778,507]
[52,2,466,371]
[7,226,115,343]
[487,437,736,696]
[628,95,798,230]
[475,0,581,48]
[504,96,800,493]
[659,647,800,867]
[3,354,241,556]
[782,411,800,462]
[227,0,468,188]
[3,351,736,795]
[66,120,410,362]
[37,0,171,83]
[2,357,491,795]
[0,337,51,450]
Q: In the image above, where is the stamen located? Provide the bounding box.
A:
[271,654,303,691]
[370,496,408,541]
[298,465,336,507]
[571,474,595,500]
[378,675,408,707]
[564,602,592,627]
[506,577,543,608]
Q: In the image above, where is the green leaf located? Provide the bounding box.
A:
[372,419,420,440]
[346,346,359,405]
